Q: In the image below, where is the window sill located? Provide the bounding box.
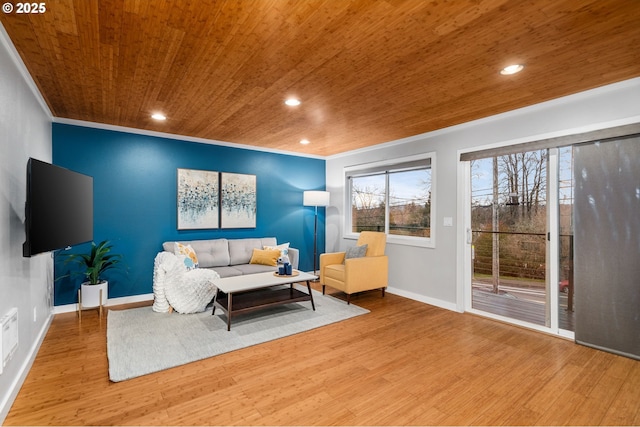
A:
[343,232,435,248]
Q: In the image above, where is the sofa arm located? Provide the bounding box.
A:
[288,247,299,270]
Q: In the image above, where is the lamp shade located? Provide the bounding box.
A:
[303,190,330,207]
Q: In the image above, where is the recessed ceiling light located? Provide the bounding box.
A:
[300,139,310,145]
[151,113,167,121]
[285,98,301,106]
[500,64,524,75]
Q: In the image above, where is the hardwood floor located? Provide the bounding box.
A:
[6,287,640,426]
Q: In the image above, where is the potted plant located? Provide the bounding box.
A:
[63,240,123,309]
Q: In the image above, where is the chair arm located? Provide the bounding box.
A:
[344,256,388,293]
[320,252,345,266]
[319,252,345,283]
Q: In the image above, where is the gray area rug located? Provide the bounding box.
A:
[107,288,368,382]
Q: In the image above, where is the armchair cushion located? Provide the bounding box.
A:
[324,263,345,282]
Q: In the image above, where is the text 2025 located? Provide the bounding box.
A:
[16,2,46,13]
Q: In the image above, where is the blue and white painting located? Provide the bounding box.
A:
[177,168,219,229]
[221,172,256,228]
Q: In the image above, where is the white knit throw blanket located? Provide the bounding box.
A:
[152,252,219,314]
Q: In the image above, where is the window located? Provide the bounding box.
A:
[345,153,435,247]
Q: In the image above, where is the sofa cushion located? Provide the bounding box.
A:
[228,238,263,265]
[164,239,230,268]
[325,264,345,282]
[233,264,278,275]
[260,237,278,248]
[206,266,243,278]
[189,239,230,268]
[249,248,280,266]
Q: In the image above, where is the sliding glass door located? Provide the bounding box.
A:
[466,147,574,334]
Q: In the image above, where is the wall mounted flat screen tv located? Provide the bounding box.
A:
[23,158,94,257]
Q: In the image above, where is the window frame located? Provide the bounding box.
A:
[344,152,436,248]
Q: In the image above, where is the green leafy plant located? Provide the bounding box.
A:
[63,240,123,285]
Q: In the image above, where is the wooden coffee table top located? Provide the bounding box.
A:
[212,270,317,294]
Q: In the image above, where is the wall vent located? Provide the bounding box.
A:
[0,308,19,373]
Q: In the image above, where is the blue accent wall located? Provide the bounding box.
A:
[52,123,326,306]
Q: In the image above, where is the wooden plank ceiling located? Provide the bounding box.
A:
[1,0,639,156]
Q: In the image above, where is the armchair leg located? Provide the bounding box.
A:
[382,288,386,298]
[347,294,351,305]
[322,285,326,295]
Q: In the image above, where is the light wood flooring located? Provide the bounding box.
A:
[5,286,640,426]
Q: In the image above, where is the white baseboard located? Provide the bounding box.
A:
[54,289,457,314]
[0,312,53,425]
[53,293,154,314]
[386,286,460,312]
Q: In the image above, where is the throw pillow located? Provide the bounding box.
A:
[249,248,281,266]
[263,242,290,257]
[344,244,368,263]
[174,242,199,269]
[264,242,291,264]
[176,254,196,270]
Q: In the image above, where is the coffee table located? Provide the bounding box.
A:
[211,270,317,331]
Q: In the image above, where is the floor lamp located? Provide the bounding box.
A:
[303,190,330,277]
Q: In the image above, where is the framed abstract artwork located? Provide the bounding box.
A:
[221,172,256,228]
[177,168,220,230]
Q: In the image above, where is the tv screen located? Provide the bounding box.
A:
[23,158,94,257]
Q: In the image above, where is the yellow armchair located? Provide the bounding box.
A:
[319,231,388,304]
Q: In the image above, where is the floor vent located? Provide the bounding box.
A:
[0,308,19,374]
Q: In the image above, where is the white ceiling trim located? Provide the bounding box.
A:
[52,117,326,160]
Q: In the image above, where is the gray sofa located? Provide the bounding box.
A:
[161,237,299,278]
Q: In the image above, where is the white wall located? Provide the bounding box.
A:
[0,24,53,423]
[326,78,640,311]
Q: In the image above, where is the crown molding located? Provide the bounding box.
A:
[52,117,326,160]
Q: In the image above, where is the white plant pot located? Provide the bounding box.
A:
[80,281,108,308]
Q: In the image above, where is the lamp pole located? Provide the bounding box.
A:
[303,191,330,277]
[313,204,319,275]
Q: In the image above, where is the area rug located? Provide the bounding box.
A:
[106,288,368,382]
